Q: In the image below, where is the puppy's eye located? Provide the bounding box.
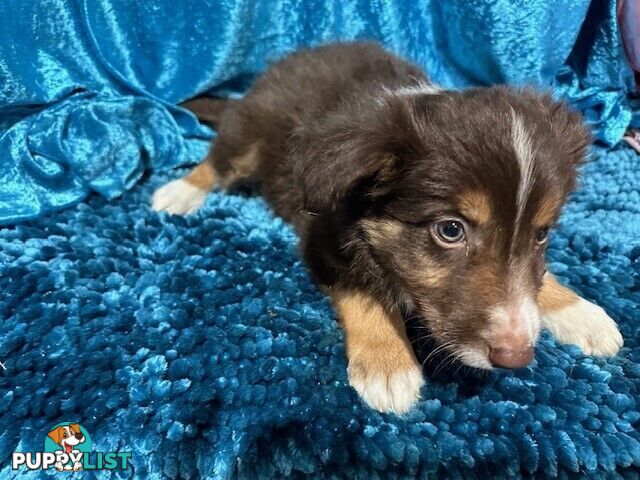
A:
[63,432,68,438]
[535,227,550,244]
[431,219,466,247]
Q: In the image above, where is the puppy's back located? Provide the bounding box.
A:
[247,42,425,122]
[208,43,426,221]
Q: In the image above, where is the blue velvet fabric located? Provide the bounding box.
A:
[2,0,640,478]
[1,145,640,478]
[0,0,636,224]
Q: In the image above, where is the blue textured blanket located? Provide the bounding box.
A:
[1,0,640,478]
[1,148,640,478]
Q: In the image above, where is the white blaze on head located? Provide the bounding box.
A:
[503,110,541,347]
[510,108,535,245]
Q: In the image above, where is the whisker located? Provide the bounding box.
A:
[432,351,458,376]
[422,341,456,367]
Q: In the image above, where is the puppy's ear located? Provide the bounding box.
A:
[69,424,81,435]
[47,427,63,445]
[543,97,591,165]
[296,147,398,213]
[290,98,417,213]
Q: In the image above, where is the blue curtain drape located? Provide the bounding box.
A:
[0,0,636,224]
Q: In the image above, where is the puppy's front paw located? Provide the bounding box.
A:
[348,355,424,414]
[543,298,623,356]
[152,179,207,215]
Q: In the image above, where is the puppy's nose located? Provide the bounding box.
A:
[74,433,84,440]
[489,346,534,368]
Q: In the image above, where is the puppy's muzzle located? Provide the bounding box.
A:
[489,346,534,368]
[485,299,540,368]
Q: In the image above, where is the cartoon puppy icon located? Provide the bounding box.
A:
[47,423,85,471]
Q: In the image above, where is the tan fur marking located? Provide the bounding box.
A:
[417,265,450,288]
[468,262,503,307]
[332,289,423,412]
[538,273,579,312]
[185,161,217,191]
[333,290,416,374]
[375,154,398,185]
[458,190,492,225]
[362,218,448,288]
[361,218,404,246]
[185,143,260,190]
[533,195,562,228]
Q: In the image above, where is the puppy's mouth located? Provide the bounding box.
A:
[419,337,494,373]
[413,300,538,371]
[411,320,493,371]
[426,337,537,371]
[411,303,494,371]
[449,344,493,370]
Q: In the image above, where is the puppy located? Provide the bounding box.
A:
[47,423,85,471]
[153,42,623,413]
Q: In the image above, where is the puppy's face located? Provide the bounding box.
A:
[357,88,589,369]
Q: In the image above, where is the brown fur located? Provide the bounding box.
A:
[220,143,261,187]
[361,218,450,288]
[178,42,590,370]
[360,218,404,246]
[47,427,64,446]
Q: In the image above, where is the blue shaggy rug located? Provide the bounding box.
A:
[2,146,640,478]
[2,0,640,478]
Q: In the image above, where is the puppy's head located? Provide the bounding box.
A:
[296,87,589,369]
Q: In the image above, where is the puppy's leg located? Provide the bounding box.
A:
[538,273,623,356]
[332,289,424,414]
[152,161,217,215]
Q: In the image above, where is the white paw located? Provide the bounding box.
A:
[73,462,83,471]
[348,363,424,414]
[151,179,207,215]
[543,298,623,356]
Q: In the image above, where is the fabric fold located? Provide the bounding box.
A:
[0,92,211,224]
[0,0,636,225]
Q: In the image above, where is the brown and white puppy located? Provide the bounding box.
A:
[153,42,623,413]
[47,424,85,471]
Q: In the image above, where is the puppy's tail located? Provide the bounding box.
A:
[180,96,240,130]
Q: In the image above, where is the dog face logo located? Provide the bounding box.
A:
[47,423,85,454]
[45,423,90,472]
